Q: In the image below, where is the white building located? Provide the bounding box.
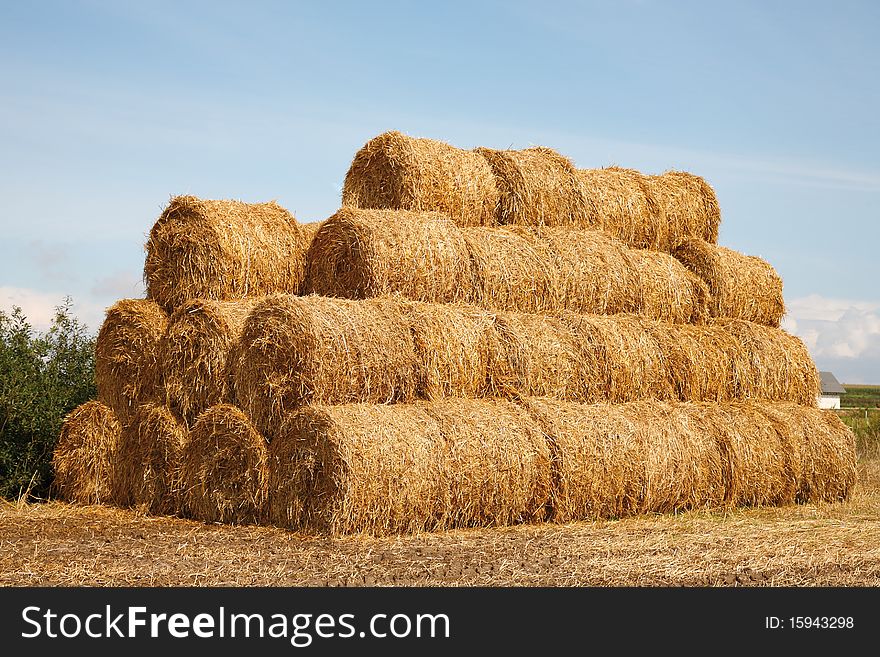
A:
[817,371,846,410]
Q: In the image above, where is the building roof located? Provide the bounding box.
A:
[819,371,846,395]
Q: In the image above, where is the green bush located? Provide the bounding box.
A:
[0,299,96,500]
[839,410,880,460]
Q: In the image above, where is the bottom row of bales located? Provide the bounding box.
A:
[53,398,857,537]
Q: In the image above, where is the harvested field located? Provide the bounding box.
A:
[5,458,877,586]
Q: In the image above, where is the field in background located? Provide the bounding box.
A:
[3,455,879,587]
[841,384,880,409]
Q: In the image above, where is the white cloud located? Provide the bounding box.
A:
[0,286,107,333]
[91,270,145,299]
[783,294,880,384]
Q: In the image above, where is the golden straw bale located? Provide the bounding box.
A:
[644,171,721,247]
[232,295,418,438]
[161,298,259,425]
[809,410,858,502]
[644,322,745,402]
[342,131,499,226]
[144,195,307,313]
[303,207,473,303]
[303,208,703,322]
[577,167,667,249]
[95,298,168,424]
[524,398,725,520]
[426,398,552,528]
[179,405,268,524]
[300,220,324,245]
[701,402,793,506]
[52,401,120,505]
[269,404,446,535]
[486,311,585,399]
[400,301,496,400]
[755,403,856,503]
[560,313,676,403]
[625,248,709,323]
[714,319,819,406]
[463,227,560,313]
[537,227,642,316]
[111,403,187,514]
[673,239,785,327]
[475,146,596,227]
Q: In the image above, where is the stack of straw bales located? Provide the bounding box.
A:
[52,131,857,537]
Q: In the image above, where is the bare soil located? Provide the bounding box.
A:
[3,460,879,587]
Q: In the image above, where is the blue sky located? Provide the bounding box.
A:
[1,0,878,382]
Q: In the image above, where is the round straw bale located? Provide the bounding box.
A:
[144,195,307,313]
[425,398,551,528]
[111,403,188,514]
[399,301,496,400]
[342,131,499,226]
[161,298,259,425]
[706,402,794,506]
[522,398,725,520]
[300,220,325,245]
[714,319,819,406]
[303,207,473,303]
[486,311,585,400]
[522,398,644,520]
[577,167,667,249]
[560,313,676,403]
[269,404,446,535]
[644,171,721,247]
[95,298,168,424]
[625,248,709,323]
[475,146,596,227]
[462,228,562,312]
[673,239,785,327]
[644,322,745,402]
[180,405,268,524]
[537,227,642,316]
[756,404,856,503]
[808,410,858,502]
[462,227,560,313]
[232,295,418,438]
[52,401,120,505]
[636,401,727,513]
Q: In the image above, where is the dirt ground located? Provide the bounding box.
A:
[3,459,879,587]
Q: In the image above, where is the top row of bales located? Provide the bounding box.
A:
[342,131,720,251]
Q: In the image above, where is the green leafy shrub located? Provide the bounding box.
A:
[0,299,96,500]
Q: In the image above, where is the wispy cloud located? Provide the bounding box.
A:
[783,294,880,384]
[0,286,107,333]
[91,270,145,299]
